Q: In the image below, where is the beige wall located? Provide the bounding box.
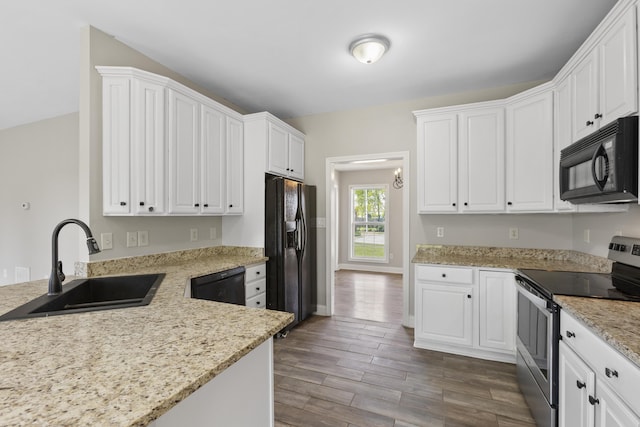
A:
[286,79,577,312]
[337,169,403,271]
[0,113,80,284]
[572,205,640,257]
[79,26,248,261]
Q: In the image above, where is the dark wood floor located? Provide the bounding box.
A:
[273,271,535,427]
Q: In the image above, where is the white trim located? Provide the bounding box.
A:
[337,264,403,274]
[313,304,329,316]
[326,151,411,327]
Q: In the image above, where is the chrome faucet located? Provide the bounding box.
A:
[48,219,101,296]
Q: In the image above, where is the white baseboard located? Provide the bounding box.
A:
[404,314,415,329]
[313,305,329,316]
[337,264,403,274]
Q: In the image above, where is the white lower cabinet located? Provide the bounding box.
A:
[414,264,516,363]
[559,310,640,427]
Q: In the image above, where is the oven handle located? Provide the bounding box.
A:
[515,276,550,311]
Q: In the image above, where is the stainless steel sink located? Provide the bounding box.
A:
[0,273,164,321]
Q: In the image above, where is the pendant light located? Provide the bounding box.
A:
[349,35,390,64]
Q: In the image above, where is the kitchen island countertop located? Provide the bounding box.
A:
[0,247,293,426]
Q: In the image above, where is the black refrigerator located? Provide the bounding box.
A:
[265,174,316,330]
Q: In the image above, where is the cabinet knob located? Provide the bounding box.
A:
[586,120,594,126]
[139,202,145,206]
[203,204,209,208]
[256,271,261,275]
[588,395,600,406]
[605,368,619,378]
[566,331,575,338]
[120,201,127,206]
[256,287,260,291]
[594,113,603,119]
[442,273,446,278]
[229,204,233,208]
[256,301,261,305]
[464,202,468,206]
[507,202,513,206]
[452,203,456,207]
[194,203,200,207]
[148,206,154,212]
[576,380,586,389]
[467,294,472,299]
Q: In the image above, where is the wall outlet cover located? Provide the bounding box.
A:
[436,227,444,238]
[100,232,113,250]
[509,227,519,240]
[190,229,198,242]
[138,231,149,247]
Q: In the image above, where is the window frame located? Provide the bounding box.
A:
[348,184,389,263]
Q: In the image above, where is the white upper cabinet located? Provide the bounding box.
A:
[226,116,244,214]
[97,66,244,216]
[416,113,458,213]
[266,120,305,181]
[571,6,637,142]
[101,75,132,215]
[506,85,554,212]
[245,112,306,181]
[459,107,505,212]
[168,88,201,215]
[554,77,576,212]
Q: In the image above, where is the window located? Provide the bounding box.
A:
[349,185,388,262]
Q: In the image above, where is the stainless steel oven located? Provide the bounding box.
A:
[515,274,559,427]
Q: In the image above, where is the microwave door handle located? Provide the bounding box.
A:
[591,144,609,190]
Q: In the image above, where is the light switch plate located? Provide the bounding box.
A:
[190,229,198,242]
[126,231,138,247]
[101,232,113,250]
[138,231,149,247]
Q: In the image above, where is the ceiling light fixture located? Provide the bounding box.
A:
[349,34,390,64]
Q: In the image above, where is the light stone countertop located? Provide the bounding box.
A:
[0,247,293,426]
[412,243,640,370]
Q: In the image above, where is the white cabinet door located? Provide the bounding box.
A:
[506,89,554,211]
[478,271,515,353]
[459,107,505,212]
[200,104,226,214]
[267,122,289,177]
[288,133,305,180]
[595,381,640,427]
[559,341,595,427]
[226,116,244,214]
[415,282,473,347]
[572,50,600,142]
[132,78,165,215]
[102,76,131,215]
[417,114,458,213]
[553,77,576,212]
[598,7,637,128]
[168,89,200,214]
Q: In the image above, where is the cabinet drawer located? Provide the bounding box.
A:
[246,264,266,283]
[561,310,640,411]
[245,278,266,299]
[415,265,473,284]
[246,292,266,309]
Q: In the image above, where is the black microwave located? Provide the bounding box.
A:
[560,116,638,204]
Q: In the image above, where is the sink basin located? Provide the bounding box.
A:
[0,273,164,321]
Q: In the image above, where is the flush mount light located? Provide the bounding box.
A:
[349,34,390,64]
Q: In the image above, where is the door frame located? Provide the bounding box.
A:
[325,151,410,327]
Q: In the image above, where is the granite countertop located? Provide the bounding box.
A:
[412,244,640,369]
[0,246,293,426]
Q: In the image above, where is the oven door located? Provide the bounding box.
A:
[515,277,558,406]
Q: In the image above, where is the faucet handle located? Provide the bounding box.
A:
[57,260,65,283]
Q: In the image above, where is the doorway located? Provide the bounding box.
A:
[325,151,410,326]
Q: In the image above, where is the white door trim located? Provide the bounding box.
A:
[324,151,411,327]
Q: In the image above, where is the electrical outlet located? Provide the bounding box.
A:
[615,230,622,236]
[436,227,444,238]
[509,227,519,240]
[190,228,198,242]
[100,232,113,250]
[389,253,394,260]
[126,231,138,248]
[209,227,217,240]
[138,231,149,247]
[584,229,590,243]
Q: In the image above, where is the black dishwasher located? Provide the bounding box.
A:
[191,267,246,305]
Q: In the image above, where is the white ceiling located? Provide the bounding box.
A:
[1,0,618,130]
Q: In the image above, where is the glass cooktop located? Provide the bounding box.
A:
[518,268,640,302]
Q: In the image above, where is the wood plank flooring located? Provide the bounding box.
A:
[273,271,535,427]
